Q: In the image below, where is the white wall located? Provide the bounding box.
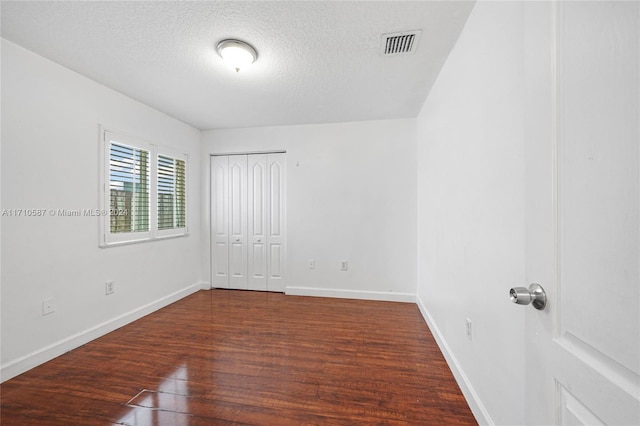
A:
[201,120,416,301]
[1,40,203,380]
[416,2,526,425]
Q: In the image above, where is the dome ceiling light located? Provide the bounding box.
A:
[216,39,258,73]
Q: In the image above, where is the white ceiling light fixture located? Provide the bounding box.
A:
[216,39,258,72]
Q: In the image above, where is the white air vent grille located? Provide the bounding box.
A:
[381,31,422,56]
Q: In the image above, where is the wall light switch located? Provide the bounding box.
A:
[340,261,348,271]
[308,259,315,269]
[105,281,115,295]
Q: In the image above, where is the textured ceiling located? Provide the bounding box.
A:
[1,1,475,130]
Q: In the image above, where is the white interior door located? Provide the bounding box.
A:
[266,153,286,292]
[211,153,286,291]
[248,154,267,290]
[524,2,639,424]
[210,155,230,288]
[228,155,248,289]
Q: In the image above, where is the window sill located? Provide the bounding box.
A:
[99,232,190,248]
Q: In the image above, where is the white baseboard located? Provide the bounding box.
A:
[200,281,211,290]
[285,286,415,303]
[0,282,204,383]
[415,295,493,426]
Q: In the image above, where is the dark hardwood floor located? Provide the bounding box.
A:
[1,290,476,425]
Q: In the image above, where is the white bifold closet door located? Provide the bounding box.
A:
[211,153,286,292]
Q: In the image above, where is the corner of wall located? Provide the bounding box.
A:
[415,294,493,425]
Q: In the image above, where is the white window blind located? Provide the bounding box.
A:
[109,142,150,233]
[157,155,186,230]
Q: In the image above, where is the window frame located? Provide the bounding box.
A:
[99,128,189,248]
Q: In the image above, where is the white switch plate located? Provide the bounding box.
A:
[105,281,115,295]
[340,261,348,271]
[308,259,315,269]
[466,318,473,341]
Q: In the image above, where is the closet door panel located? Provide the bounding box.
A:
[210,156,229,288]
[228,155,248,289]
[267,153,286,291]
[248,154,268,290]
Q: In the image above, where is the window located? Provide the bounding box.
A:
[100,130,188,247]
[110,143,150,234]
[157,155,186,231]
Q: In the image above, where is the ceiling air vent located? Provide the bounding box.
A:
[381,31,422,56]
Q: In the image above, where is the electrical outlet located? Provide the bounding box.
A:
[340,260,348,271]
[42,299,55,315]
[308,259,315,269]
[465,318,473,341]
[105,281,115,295]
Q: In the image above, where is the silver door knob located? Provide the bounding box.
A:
[509,283,546,310]
[235,238,240,242]
[257,239,262,242]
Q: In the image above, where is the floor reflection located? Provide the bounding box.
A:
[116,363,192,426]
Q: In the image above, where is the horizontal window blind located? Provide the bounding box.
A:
[158,155,186,230]
[175,158,186,228]
[109,142,149,233]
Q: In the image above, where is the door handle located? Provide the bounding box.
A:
[235,238,240,242]
[509,283,547,310]
[257,239,262,242]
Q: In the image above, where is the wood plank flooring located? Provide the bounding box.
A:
[0,290,476,425]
